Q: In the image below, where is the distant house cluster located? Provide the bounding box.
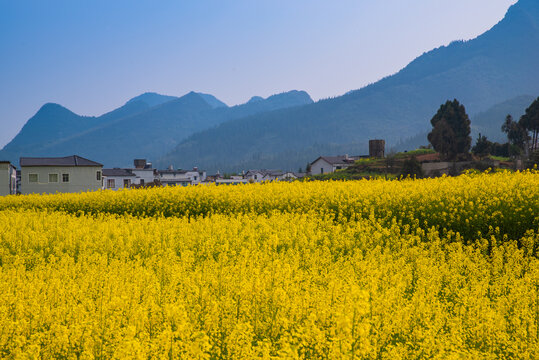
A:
[0,139,386,195]
[102,160,207,190]
[0,156,306,195]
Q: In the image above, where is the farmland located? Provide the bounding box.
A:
[0,171,538,359]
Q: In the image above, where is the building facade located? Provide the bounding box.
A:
[0,161,17,196]
[102,168,137,190]
[157,167,206,186]
[20,155,103,194]
[244,170,284,182]
[310,155,361,175]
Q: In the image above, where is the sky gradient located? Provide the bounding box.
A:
[0,0,517,148]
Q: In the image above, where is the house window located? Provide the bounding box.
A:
[194,176,197,181]
[336,166,342,170]
[96,171,102,181]
[255,175,258,180]
[62,174,70,183]
[140,179,145,186]
[107,179,115,188]
[29,174,38,183]
[321,168,324,174]
[49,173,59,183]
[123,179,131,188]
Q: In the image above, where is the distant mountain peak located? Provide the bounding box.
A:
[248,96,264,103]
[244,91,313,106]
[195,92,228,109]
[126,92,177,107]
[34,103,79,118]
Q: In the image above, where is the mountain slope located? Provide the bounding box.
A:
[126,92,178,107]
[1,90,313,167]
[160,0,539,172]
[471,95,536,142]
[392,95,537,152]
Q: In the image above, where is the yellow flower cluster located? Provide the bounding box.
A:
[0,171,537,358]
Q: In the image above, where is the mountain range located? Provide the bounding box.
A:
[0,91,313,167]
[2,0,538,171]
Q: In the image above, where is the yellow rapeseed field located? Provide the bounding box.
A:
[0,171,537,359]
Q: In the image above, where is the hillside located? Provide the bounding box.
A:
[0,91,313,167]
[471,95,536,142]
[160,0,539,172]
[393,95,537,152]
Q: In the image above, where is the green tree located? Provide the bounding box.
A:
[400,156,423,178]
[519,97,539,152]
[472,133,492,159]
[427,99,471,160]
[502,114,528,155]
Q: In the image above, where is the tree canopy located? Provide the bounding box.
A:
[519,97,539,152]
[427,99,471,160]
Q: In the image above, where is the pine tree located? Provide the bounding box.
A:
[427,99,471,160]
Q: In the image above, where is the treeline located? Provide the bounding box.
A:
[427,97,539,161]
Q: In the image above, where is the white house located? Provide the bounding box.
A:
[281,172,306,181]
[102,159,158,190]
[20,155,103,194]
[309,155,363,175]
[157,167,207,186]
[244,170,284,182]
[102,168,137,190]
[0,161,17,196]
[131,159,156,186]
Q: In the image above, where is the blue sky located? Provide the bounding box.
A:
[0,0,517,148]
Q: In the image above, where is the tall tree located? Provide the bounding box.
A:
[472,133,492,159]
[502,114,528,155]
[427,99,471,160]
[519,97,539,152]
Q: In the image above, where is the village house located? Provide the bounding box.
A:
[310,139,386,175]
[20,155,103,194]
[0,161,17,196]
[244,169,285,182]
[102,168,136,190]
[102,159,157,190]
[131,159,156,186]
[309,155,362,175]
[281,172,306,181]
[157,166,206,186]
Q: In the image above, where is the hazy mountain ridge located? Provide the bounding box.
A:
[0,90,313,167]
[158,0,539,172]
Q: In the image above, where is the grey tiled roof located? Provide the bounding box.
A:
[245,169,284,177]
[20,155,103,167]
[313,155,363,165]
[102,168,135,177]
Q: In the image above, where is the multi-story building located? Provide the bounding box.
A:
[0,161,17,196]
[20,155,103,194]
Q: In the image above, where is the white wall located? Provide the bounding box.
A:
[310,159,334,175]
[130,169,156,185]
[103,176,136,190]
[21,166,102,194]
[0,163,16,196]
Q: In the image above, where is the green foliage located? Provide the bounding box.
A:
[428,99,472,160]
[519,96,539,151]
[502,114,528,154]
[395,148,436,158]
[472,133,492,158]
[400,156,423,178]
